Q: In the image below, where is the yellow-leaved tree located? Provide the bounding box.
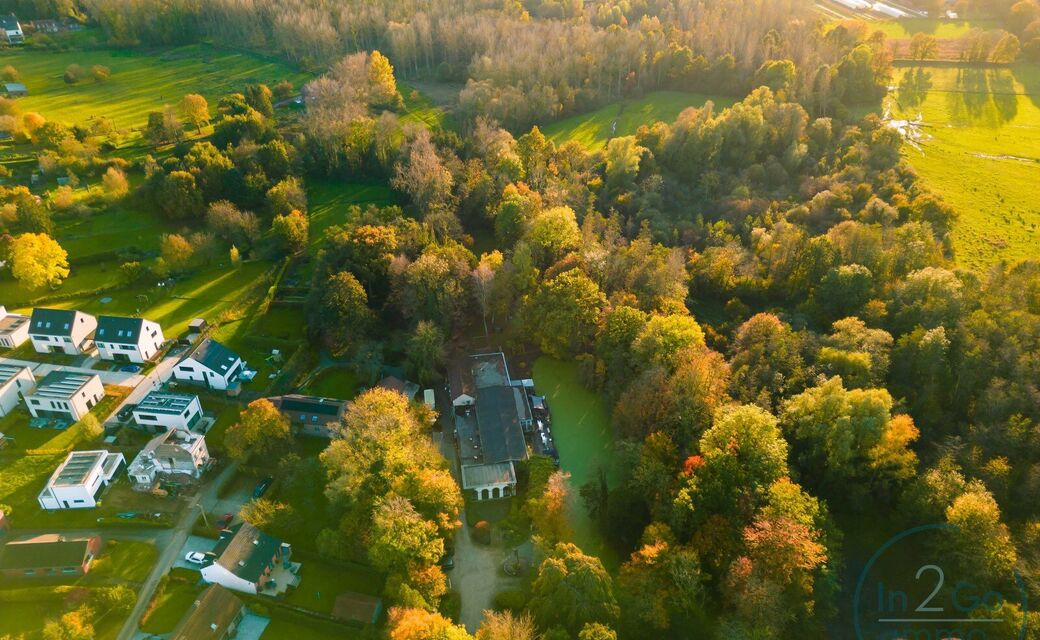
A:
[10,232,69,289]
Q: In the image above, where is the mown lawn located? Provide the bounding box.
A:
[304,367,360,400]
[532,357,618,567]
[541,90,736,150]
[888,63,1040,269]
[88,539,157,583]
[140,580,202,634]
[399,82,453,130]
[869,18,1000,40]
[305,178,399,254]
[284,560,384,615]
[0,43,308,130]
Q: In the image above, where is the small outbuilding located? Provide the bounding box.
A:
[3,82,26,97]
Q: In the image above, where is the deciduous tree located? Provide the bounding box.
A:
[9,232,69,289]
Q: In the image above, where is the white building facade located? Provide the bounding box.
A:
[132,392,203,432]
[38,450,125,510]
[28,308,97,356]
[95,316,165,363]
[0,365,33,417]
[24,372,104,422]
[0,306,30,348]
[173,339,244,391]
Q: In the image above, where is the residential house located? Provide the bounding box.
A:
[171,584,247,640]
[174,339,244,391]
[200,522,299,595]
[0,15,23,44]
[95,315,165,363]
[0,365,33,417]
[456,352,532,501]
[24,371,104,422]
[377,375,419,399]
[268,394,347,438]
[29,308,96,355]
[132,391,203,433]
[0,306,30,348]
[0,534,102,578]
[128,429,209,489]
[38,450,125,509]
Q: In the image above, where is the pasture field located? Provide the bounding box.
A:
[870,18,998,40]
[889,63,1040,269]
[532,357,619,567]
[541,90,736,150]
[0,44,308,130]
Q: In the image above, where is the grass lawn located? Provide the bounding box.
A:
[195,392,244,453]
[532,357,618,567]
[399,82,454,130]
[88,539,157,583]
[0,600,67,637]
[888,63,1040,269]
[304,366,360,400]
[869,18,1000,40]
[140,580,202,634]
[305,178,399,254]
[541,90,736,150]
[54,200,170,259]
[0,261,123,307]
[0,43,309,130]
[261,616,362,640]
[284,561,384,615]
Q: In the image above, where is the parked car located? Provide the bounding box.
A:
[184,551,207,565]
[253,477,273,498]
[439,555,455,570]
[119,364,142,373]
[117,404,137,422]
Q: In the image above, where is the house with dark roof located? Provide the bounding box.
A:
[0,534,101,578]
[200,522,300,595]
[24,371,104,421]
[95,315,165,363]
[455,352,532,501]
[268,394,347,438]
[0,305,30,348]
[132,391,203,432]
[171,584,247,640]
[28,308,97,355]
[174,339,244,391]
[38,449,124,509]
[0,364,33,417]
[0,15,23,44]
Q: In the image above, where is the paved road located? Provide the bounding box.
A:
[106,353,182,422]
[0,356,143,386]
[115,461,239,640]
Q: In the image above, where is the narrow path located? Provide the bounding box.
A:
[115,462,239,640]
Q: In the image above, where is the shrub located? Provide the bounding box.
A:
[473,520,492,545]
[493,588,528,613]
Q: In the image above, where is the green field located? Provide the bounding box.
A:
[306,179,399,252]
[305,366,361,399]
[541,90,736,150]
[889,64,1040,269]
[868,18,998,40]
[532,357,618,567]
[0,44,308,129]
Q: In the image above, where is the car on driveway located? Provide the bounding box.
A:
[184,551,207,565]
[119,364,142,373]
[117,404,137,422]
[439,555,455,570]
[252,477,273,498]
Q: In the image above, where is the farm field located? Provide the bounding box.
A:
[541,90,736,150]
[0,43,308,130]
[532,357,619,568]
[888,63,1040,269]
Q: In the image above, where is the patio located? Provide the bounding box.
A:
[260,561,302,597]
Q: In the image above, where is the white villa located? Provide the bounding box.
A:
[28,308,97,356]
[24,371,104,422]
[132,392,203,433]
[95,315,165,363]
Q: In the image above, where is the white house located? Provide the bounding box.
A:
[200,522,299,595]
[24,371,104,422]
[95,315,165,363]
[0,365,33,417]
[37,450,125,510]
[127,429,209,489]
[132,392,203,433]
[0,306,30,348]
[29,308,97,356]
[173,339,244,391]
[0,15,23,45]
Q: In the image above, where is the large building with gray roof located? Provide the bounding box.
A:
[174,339,244,391]
[95,315,165,363]
[28,308,97,355]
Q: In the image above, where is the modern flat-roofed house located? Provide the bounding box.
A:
[38,450,125,509]
[0,534,102,578]
[268,394,347,438]
[132,391,203,433]
[0,15,24,44]
[128,429,210,489]
[171,584,247,640]
[456,352,532,501]
[24,371,104,421]
[200,522,299,595]
[0,306,30,348]
[0,364,33,417]
[29,308,97,355]
[95,315,165,363]
[174,339,244,391]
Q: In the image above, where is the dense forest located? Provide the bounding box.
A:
[2,0,1040,638]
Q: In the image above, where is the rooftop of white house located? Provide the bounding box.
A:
[49,450,121,487]
[31,371,98,400]
[136,392,198,416]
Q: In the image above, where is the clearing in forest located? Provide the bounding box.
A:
[887,63,1040,270]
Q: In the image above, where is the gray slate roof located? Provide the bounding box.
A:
[474,385,529,464]
[187,339,240,374]
[96,316,145,344]
[211,522,282,583]
[29,308,85,337]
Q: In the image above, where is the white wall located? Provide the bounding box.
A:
[132,396,202,431]
[200,564,258,594]
[173,358,234,391]
[97,320,164,363]
[26,376,104,421]
[0,369,33,417]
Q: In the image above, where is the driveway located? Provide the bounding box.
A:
[106,353,183,423]
[235,613,271,640]
[0,355,143,386]
[207,474,256,523]
[454,507,517,632]
[171,535,218,571]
